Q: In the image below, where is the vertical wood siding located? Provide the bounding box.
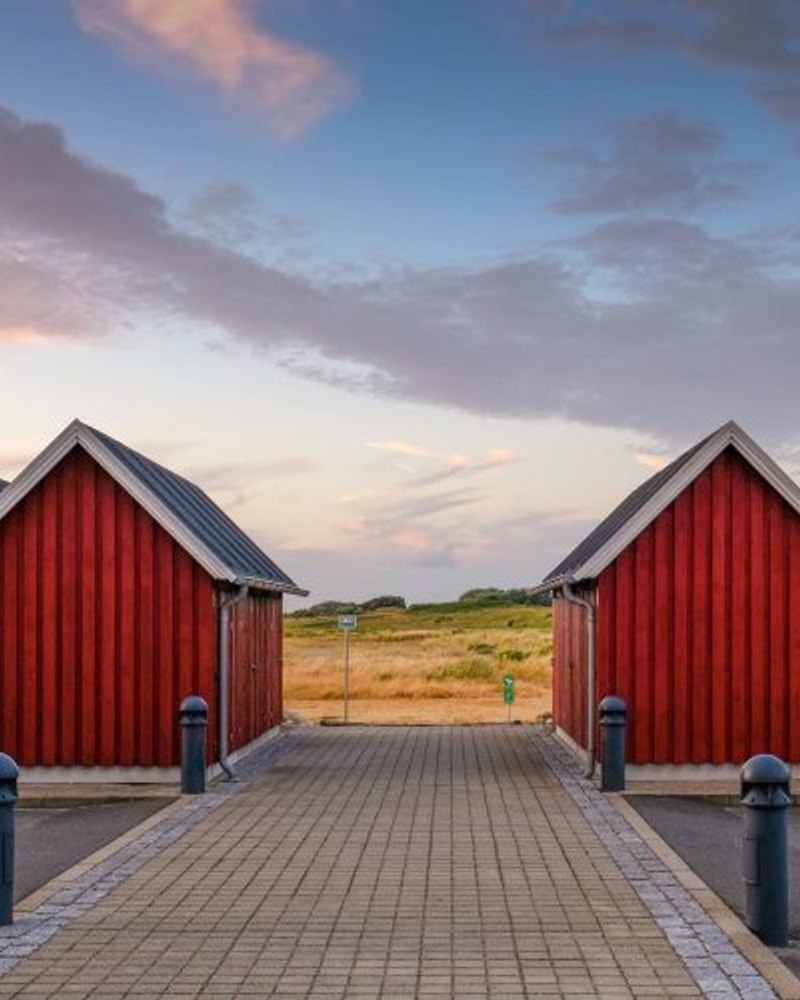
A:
[597,446,800,765]
[0,448,217,767]
[552,593,589,749]
[228,592,283,753]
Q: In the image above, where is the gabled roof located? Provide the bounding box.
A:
[0,420,307,595]
[541,420,800,588]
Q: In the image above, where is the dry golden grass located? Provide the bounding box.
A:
[284,602,553,725]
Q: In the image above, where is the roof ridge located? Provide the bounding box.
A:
[540,419,788,586]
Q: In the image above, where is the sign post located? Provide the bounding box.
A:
[503,674,515,722]
[338,615,357,722]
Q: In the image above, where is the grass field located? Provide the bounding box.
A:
[284,601,553,725]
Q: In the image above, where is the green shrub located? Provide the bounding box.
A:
[468,642,496,655]
[427,659,495,682]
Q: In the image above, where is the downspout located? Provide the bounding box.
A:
[218,582,249,781]
[562,579,597,779]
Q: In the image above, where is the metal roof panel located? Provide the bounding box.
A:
[85,425,306,594]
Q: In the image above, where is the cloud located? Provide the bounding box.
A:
[524,1,800,129]
[0,447,37,478]
[180,181,311,251]
[366,441,432,458]
[186,456,313,490]
[547,111,763,215]
[487,449,519,467]
[634,452,671,472]
[3,104,800,446]
[179,455,313,512]
[72,0,351,138]
[754,84,800,123]
[529,0,800,71]
[0,105,322,343]
[406,450,522,488]
[340,486,486,568]
[681,0,800,78]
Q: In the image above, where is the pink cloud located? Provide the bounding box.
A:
[367,441,432,458]
[72,0,352,137]
[486,448,520,467]
[634,452,671,471]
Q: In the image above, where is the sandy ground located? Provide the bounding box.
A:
[285,694,553,725]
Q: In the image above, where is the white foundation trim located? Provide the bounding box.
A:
[625,763,800,782]
[17,727,285,785]
[19,766,180,785]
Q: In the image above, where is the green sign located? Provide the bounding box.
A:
[338,615,357,630]
[503,674,515,705]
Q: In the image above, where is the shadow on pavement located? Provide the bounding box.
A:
[15,798,174,902]
[630,796,800,978]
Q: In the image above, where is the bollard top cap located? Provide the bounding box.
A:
[180,695,209,714]
[0,753,19,781]
[741,753,791,786]
[599,694,627,714]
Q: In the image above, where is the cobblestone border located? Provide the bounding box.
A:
[538,732,778,999]
[0,729,305,977]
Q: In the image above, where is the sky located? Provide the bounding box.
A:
[1,0,799,607]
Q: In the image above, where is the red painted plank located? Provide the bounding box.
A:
[788,519,800,761]
[691,472,712,762]
[596,570,614,712]
[156,532,175,764]
[768,489,787,755]
[21,491,40,764]
[59,451,78,765]
[1,519,19,753]
[749,475,768,752]
[709,453,730,763]
[670,488,692,764]
[633,528,654,763]
[197,578,217,760]
[137,511,155,765]
[117,489,136,764]
[176,553,196,753]
[729,454,749,761]
[79,454,97,764]
[39,473,59,765]
[614,547,634,755]
[230,601,247,751]
[98,474,117,766]
[652,508,673,763]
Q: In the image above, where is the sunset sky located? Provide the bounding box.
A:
[1,1,799,606]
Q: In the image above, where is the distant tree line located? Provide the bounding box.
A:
[288,587,551,617]
[457,587,552,607]
[289,595,406,617]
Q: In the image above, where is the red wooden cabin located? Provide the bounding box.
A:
[0,420,306,782]
[538,421,800,778]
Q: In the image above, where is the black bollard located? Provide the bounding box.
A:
[741,753,791,947]
[0,754,18,926]
[599,695,627,792]
[179,695,209,794]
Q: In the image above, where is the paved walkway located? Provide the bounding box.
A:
[0,727,786,998]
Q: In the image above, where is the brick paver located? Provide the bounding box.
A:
[0,727,780,997]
